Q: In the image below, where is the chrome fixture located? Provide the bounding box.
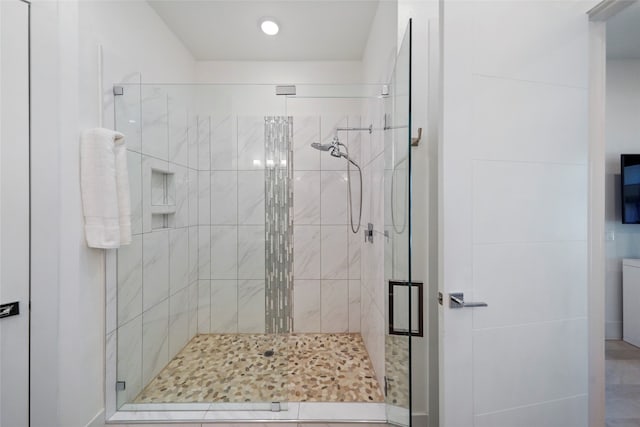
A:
[364,223,374,243]
[383,114,423,146]
[336,125,373,134]
[310,136,363,233]
[449,293,488,309]
[310,142,333,152]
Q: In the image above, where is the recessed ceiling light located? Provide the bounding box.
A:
[260,19,279,36]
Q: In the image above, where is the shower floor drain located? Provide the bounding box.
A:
[263,350,275,357]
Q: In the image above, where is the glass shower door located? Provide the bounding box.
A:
[385,19,413,427]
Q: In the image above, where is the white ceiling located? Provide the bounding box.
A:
[146,0,380,61]
[607,1,640,59]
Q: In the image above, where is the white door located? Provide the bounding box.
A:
[0,1,30,426]
[439,2,589,426]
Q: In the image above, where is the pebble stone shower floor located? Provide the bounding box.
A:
[134,333,385,404]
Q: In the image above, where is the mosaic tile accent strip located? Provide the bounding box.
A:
[133,333,384,404]
[264,116,294,334]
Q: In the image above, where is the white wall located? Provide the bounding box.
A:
[0,2,30,426]
[362,1,398,85]
[604,59,640,339]
[439,1,591,426]
[196,61,362,84]
[30,1,196,426]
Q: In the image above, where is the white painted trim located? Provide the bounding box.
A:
[588,0,636,21]
[587,17,607,427]
[412,411,429,427]
[86,409,105,427]
[29,1,63,425]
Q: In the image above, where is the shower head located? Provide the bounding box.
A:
[312,137,364,234]
[310,142,333,151]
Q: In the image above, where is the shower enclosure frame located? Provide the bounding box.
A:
[103,22,414,422]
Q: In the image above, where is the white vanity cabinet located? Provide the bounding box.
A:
[623,259,640,347]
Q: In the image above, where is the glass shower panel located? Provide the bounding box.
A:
[112,81,413,417]
[384,20,412,427]
[113,84,291,410]
[284,85,389,405]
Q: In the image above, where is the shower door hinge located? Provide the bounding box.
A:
[115,381,126,391]
[384,376,389,396]
[271,402,281,412]
[113,86,124,96]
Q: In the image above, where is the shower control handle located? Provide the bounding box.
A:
[449,293,488,309]
[364,223,374,243]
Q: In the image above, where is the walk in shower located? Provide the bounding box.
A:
[106,24,416,425]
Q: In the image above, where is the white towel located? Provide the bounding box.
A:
[80,128,132,248]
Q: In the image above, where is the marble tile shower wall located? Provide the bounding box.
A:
[202,113,363,335]
[358,100,387,390]
[291,115,362,334]
[115,85,200,406]
[196,114,269,335]
[114,86,371,405]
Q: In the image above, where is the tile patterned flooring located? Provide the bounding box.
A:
[134,333,385,404]
[385,334,409,408]
[607,340,640,427]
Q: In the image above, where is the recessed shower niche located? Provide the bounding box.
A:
[148,166,176,230]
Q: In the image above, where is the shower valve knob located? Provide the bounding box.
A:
[364,223,374,243]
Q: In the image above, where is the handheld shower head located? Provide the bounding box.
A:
[310,142,333,151]
[310,137,363,233]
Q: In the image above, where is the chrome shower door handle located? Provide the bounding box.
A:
[449,293,488,309]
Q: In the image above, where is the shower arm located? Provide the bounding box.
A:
[335,124,373,136]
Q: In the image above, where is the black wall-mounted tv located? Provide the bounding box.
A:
[621,154,640,224]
